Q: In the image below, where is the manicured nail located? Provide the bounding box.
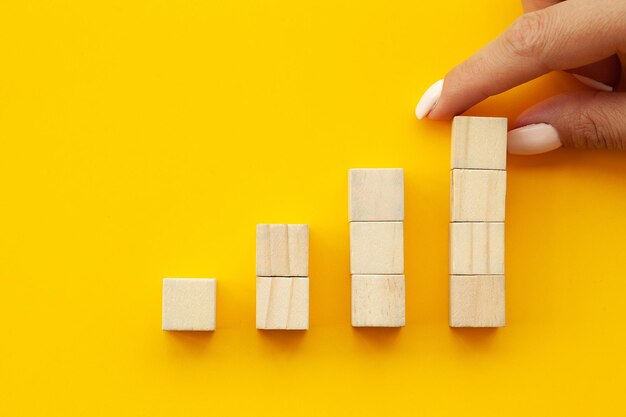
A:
[415,79,444,120]
[572,74,614,92]
[507,123,562,155]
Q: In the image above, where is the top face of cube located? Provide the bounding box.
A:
[256,224,309,277]
[348,168,404,222]
[451,116,507,170]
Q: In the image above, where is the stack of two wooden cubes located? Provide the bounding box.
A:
[256,224,310,330]
[349,168,405,327]
[449,116,507,327]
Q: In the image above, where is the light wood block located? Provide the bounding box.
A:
[350,221,404,274]
[451,116,508,170]
[256,224,309,277]
[256,277,309,330]
[450,222,504,275]
[451,169,506,222]
[450,275,505,327]
[349,168,404,221]
[162,278,216,331]
[352,275,405,327]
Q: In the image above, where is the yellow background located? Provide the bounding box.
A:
[1,1,625,415]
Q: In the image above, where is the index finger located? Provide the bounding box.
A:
[426,0,625,120]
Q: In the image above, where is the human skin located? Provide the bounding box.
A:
[415,0,626,154]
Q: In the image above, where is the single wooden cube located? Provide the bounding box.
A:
[162,278,216,331]
[450,222,504,275]
[450,169,506,222]
[449,275,505,327]
[256,224,309,277]
[349,168,404,221]
[350,221,404,274]
[256,277,309,330]
[352,275,405,327]
[451,116,508,170]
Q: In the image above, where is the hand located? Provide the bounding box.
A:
[415,0,626,155]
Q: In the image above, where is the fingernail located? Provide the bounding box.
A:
[415,79,444,120]
[572,74,614,92]
[507,123,562,155]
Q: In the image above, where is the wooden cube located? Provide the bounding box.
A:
[451,169,506,222]
[349,168,404,221]
[350,221,404,274]
[256,277,309,330]
[256,224,309,277]
[451,116,507,170]
[449,275,505,327]
[352,275,405,327]
[450,222,504,275]
[162,278,216,331]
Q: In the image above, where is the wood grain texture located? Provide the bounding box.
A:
[349,168,404,221]
[350,221,404,274]
[352,274,405,327]
[162,278,216,331]
[450,222,504,275]
[449,275,505,327]
[451,116,507,170]
[256,224,309,277]
[451,169,506,222]
[256,277,309,330]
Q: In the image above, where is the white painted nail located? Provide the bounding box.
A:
[415,79,444,120]
[572,74,614,92]
[507,123,562,155]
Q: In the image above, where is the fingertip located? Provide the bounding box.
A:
[425,64,489,121]
[507,123,562,155]
[415,79,444,120]
[425,78,457,121]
